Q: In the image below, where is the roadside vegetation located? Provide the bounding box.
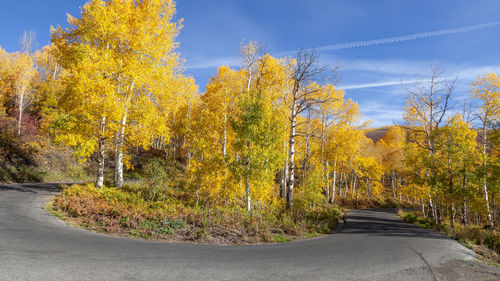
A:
[48,183,341,244]
[0,112,94,183]
[399,210,500,264]
[1,0,498,245]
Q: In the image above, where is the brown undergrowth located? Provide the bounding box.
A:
[49,184,342,244]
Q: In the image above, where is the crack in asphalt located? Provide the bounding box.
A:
[404,240,437,281]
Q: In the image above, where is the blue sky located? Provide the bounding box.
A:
[1,0,500,127]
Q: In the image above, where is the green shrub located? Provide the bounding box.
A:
[402,212,418,223]
[140,219,159,230]
[399,211,500,254]
[272,234,292,243]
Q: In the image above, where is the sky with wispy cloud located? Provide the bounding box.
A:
[1,0,500,127]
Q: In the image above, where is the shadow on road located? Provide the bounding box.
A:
[0,183,63,194]
[343,210,446,239]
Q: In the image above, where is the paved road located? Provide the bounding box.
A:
[1,183,499,281]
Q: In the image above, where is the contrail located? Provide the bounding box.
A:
[278,21,500,55]
[188,21,500,69]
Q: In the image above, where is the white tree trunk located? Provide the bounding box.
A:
[280,140,288,198]
[421,198,426,218]
[429,196,437,222]
[462,199,468,225]
[391,169,396,199]
[398,176,402,202]
[344,174,350,201]
[52,63,59,81]
[286,106,297,209]
[282,164,288,199]
[247,70,252,92]
[450,202,455,229]
[96,117,106,189]
[325,159,330,201]
[481,129,494,228]
[329,157,337,203]
[338,173,344,199]
[185,99,192,168]
[196,168,200,205]
[303,133,310,180]
[482,178,493,228]
[355,176,359,205]
[245,160,251,212]
[321,125,327,199]
[114,112,127,188]
[17,87,25,137]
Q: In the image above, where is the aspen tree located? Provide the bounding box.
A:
[14,31,37,137]
[285,50,334,209]
[52,0,190,188]
[231,90,282,212]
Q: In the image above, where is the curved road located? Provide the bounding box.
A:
[1,183,498,281]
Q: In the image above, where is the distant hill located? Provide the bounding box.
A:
[364,126,390,143]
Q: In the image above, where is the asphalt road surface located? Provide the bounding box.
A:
[1,183,499,281]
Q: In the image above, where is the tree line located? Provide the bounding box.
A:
[0,0,498,229]
[400,68,499,229]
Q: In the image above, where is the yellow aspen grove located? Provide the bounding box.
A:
[51,0,191,188]
[184,66,246,205]
[403,66,455,224]
[313,83,360,203]
[203,66,246,158]
[471,73,500,229]
[161,75,198,157]
[379,126,406,199]
[33,45,67,122]
[36,45,62,83]
[437,115,478,229]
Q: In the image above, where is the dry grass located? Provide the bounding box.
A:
[50,184,342,244]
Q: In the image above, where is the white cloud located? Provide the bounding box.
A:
[454,65,500,80]
[338,64,500,90]
[344,64,500,127]
[187,56,239,70]
[341,80,411,90]
[358,102,405,128]
[339,59,428,75]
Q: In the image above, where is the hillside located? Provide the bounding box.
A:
[364,126,391,143]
